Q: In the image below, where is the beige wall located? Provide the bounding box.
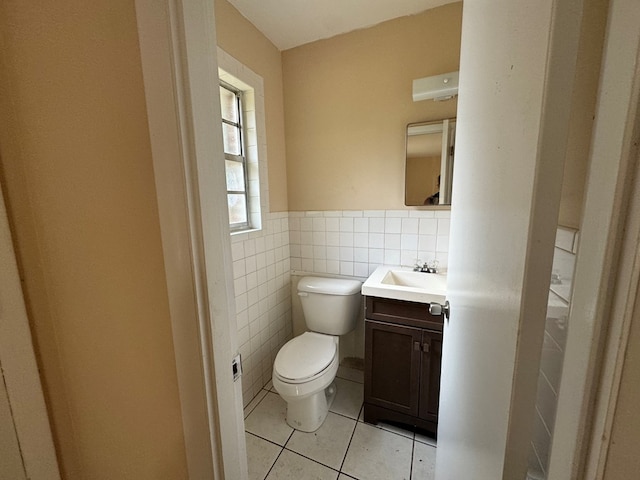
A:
[282,3,462,211]
[0,1,188,478]
[215,0,289,212]
[558,0,608,229]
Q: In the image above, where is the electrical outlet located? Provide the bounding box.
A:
[232,354,242,381]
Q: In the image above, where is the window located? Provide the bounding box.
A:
[220,82,250,231]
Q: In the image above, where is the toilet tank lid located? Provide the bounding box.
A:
[297,276,362,295]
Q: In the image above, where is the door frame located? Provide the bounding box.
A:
[0,179,60,478]
[135,0,247,478]
[133,0,640,479]
[549,0,640,477]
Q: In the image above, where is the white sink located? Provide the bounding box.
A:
[362,265,446,303]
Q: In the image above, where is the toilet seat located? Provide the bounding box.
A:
[274,332,336,384]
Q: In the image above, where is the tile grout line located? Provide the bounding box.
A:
[243,387,270,419]
[337,404,364,475]
[261,446,284,480]
[280,446,342,476]
[409,435,415,480]
[245,431,287,450]
[354,413,417,442]
[262,430,295,480]
[281,411,353,475]
[329,409,361,423]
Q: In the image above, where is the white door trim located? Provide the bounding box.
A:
[0,180,60,478]
[548,0,640,477]
[135,0,247,478]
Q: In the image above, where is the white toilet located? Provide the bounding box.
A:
[272,276,362,432]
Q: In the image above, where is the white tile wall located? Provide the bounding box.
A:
[289,210,451,278]
[219,48,293,406]
[528,226,577,478]
[231,214,293,406]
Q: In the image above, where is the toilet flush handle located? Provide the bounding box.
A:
[298,292,308,297]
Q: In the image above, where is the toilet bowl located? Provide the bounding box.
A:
[272,332,339,431]
[272,276,362,432]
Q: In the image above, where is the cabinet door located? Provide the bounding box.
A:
[365,320,422,417]
[419,329,443,422]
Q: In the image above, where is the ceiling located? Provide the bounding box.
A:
[226,0,459,51]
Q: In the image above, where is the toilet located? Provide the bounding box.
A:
[272,276,362,432]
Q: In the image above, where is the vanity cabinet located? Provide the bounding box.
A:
[364,296,443,436]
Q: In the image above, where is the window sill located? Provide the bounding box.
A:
[230,227,261,237]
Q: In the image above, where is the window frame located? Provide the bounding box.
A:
[220,81,251,232]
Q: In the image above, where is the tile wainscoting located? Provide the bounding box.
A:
[288,210,451,278]
[231,212,293,405]
[232,209,452,407]
[528,226,579,478]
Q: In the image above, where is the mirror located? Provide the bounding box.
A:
[404,118,456,206]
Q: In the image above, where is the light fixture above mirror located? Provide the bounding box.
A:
[413,71,459,102]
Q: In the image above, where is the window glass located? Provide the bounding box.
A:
[220,82,250,231]
[219,86,239,123]
[222,123,241,155]
[225,160,246,191]
[227,194,247,225]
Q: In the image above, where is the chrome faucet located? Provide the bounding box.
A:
[413,259,439,273]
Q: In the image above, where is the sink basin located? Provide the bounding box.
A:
[381,270,446,290]
[362,265,446,304]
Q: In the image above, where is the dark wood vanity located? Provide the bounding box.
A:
[363,295,443,437]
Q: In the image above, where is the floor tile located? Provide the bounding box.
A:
[246,433,281,480]
[376,421,414,440]
[412,441,436,480]
[244,389,269,419]
[358,410,414,440]
[245,392,294,446]
[341,422,413,480]
[266,449,339,480]
[286,412,357,470]
[337,365,364,384]
[337,475,357,480]
[329,377,363,419]
[414,431,437,447]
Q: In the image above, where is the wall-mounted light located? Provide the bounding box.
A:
[413,71,459,102]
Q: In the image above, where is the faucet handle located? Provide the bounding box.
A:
[426,259,439,273]
[413,259,423,271]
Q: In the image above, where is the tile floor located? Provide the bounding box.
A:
[243,366,437,480]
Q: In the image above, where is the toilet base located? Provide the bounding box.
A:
[284,382,337,432]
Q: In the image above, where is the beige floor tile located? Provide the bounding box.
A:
[244,389,269,419]
[414,431,437,447]
[337,365,364,384]
[266,450,339,480]
[377,421,414,439]
[411,441,436,480]
[329,377,363,419]
[341,422,413,480]
[246,433,281,480]
[357,409,413,439]
[245,392,293,446]
[286,412,356,470]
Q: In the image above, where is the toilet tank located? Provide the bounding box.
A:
[297,277,362,335]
